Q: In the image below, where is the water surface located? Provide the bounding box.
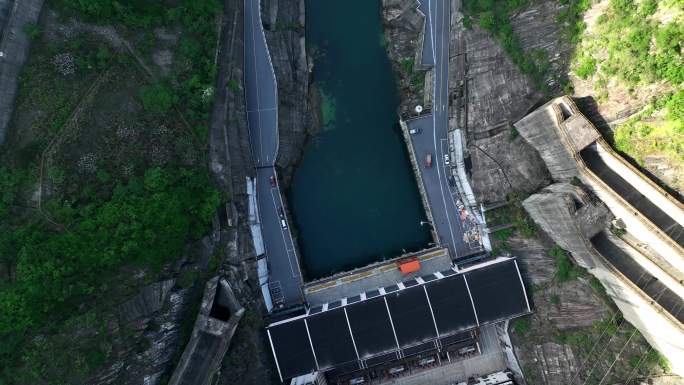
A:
[289,0,430,279]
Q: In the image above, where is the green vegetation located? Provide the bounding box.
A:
[511,317,531,335]
[556,0,592,43]
[574,0,684,85]
[463,0,551,89]
[613,91,684,178]
[508,192,537,237]
[551,245,583,282]
[647,350,672,372]
[23,23,42,40]
[610,224,626,237]
[569,0,684,190]
[550,293,560,305]
[140,82,179,114]
[574,55,596,79]
[553,315,671,380]
[0,1,223,383]
[0,167,218,383]
[399,58,426,91]
[509,126,519,140]
[226,79,240,93]
[491,227,514,256]
[484,192,537,237]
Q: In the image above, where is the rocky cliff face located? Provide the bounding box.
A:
[450,0,573,204]
[208,1,282,384]
[262,0,312,187]
[523,183,612,269]
[381,0,429,117]
[508,234,609,385]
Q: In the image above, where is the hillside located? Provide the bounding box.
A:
[569,0,684,195]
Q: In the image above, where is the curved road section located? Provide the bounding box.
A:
[408,0,479,259]
[244,0,303,309]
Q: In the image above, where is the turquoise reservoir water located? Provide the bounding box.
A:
[288,0,431,279]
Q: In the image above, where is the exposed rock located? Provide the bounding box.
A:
[118,279,176,325]
[262,0,312,187]
[88,238,220,385]
[509,233,609,385]
[523,182,612,268]
[381,0,428,117]
[521,342,577,385]
[469,129,551,205]
[0,0,45,145]
[168,277,245,385]
[152,49,173,76]
[451,0,561,204]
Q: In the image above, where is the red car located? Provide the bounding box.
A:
[269,175,277,187]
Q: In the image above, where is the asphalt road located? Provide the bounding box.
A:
[407,0,478,259]
[244,0,303,308]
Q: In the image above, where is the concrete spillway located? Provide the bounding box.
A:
[582,146,684,248]
[592,232,684,324]
[516,96,684,374]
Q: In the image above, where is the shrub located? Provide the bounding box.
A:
[550,294,560,305]
[23,24,42,40]
[512,317,531,335]
[139,83,179,114]
[226,79,240,93]
[551,245,582,282]
[575,55,597,79]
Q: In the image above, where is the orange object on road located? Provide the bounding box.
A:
[398,260,420,275]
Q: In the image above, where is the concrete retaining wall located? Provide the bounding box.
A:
[400,118,438,243]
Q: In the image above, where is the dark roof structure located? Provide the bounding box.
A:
[266,258,531,381]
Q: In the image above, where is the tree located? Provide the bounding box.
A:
[139,83,178,114]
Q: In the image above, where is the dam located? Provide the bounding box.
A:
[516,96,684,375]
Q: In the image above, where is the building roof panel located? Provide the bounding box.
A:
[385,285,437,348]
[465,260,529,323]
[346,297,398,358]
[425,275,478,334]
[268,319,317,380]
[306,308,358,369]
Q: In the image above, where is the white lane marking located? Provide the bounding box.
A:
[463,275,480,325]
[344,307,361,360]
[428,0,436,63]
[303,319,320,370]
[431,0,459,256]
[246,0,265,163]
[440,139,467,241]
[246,107,277,113]
[384,297,402,351]
[270,186,298,278]
[267,330,284,382]
[272,173,303,279]
[514,260,532,313]
[423,285,441,337]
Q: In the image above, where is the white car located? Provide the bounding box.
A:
[409,128,422,135]
[444,154,450,165]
